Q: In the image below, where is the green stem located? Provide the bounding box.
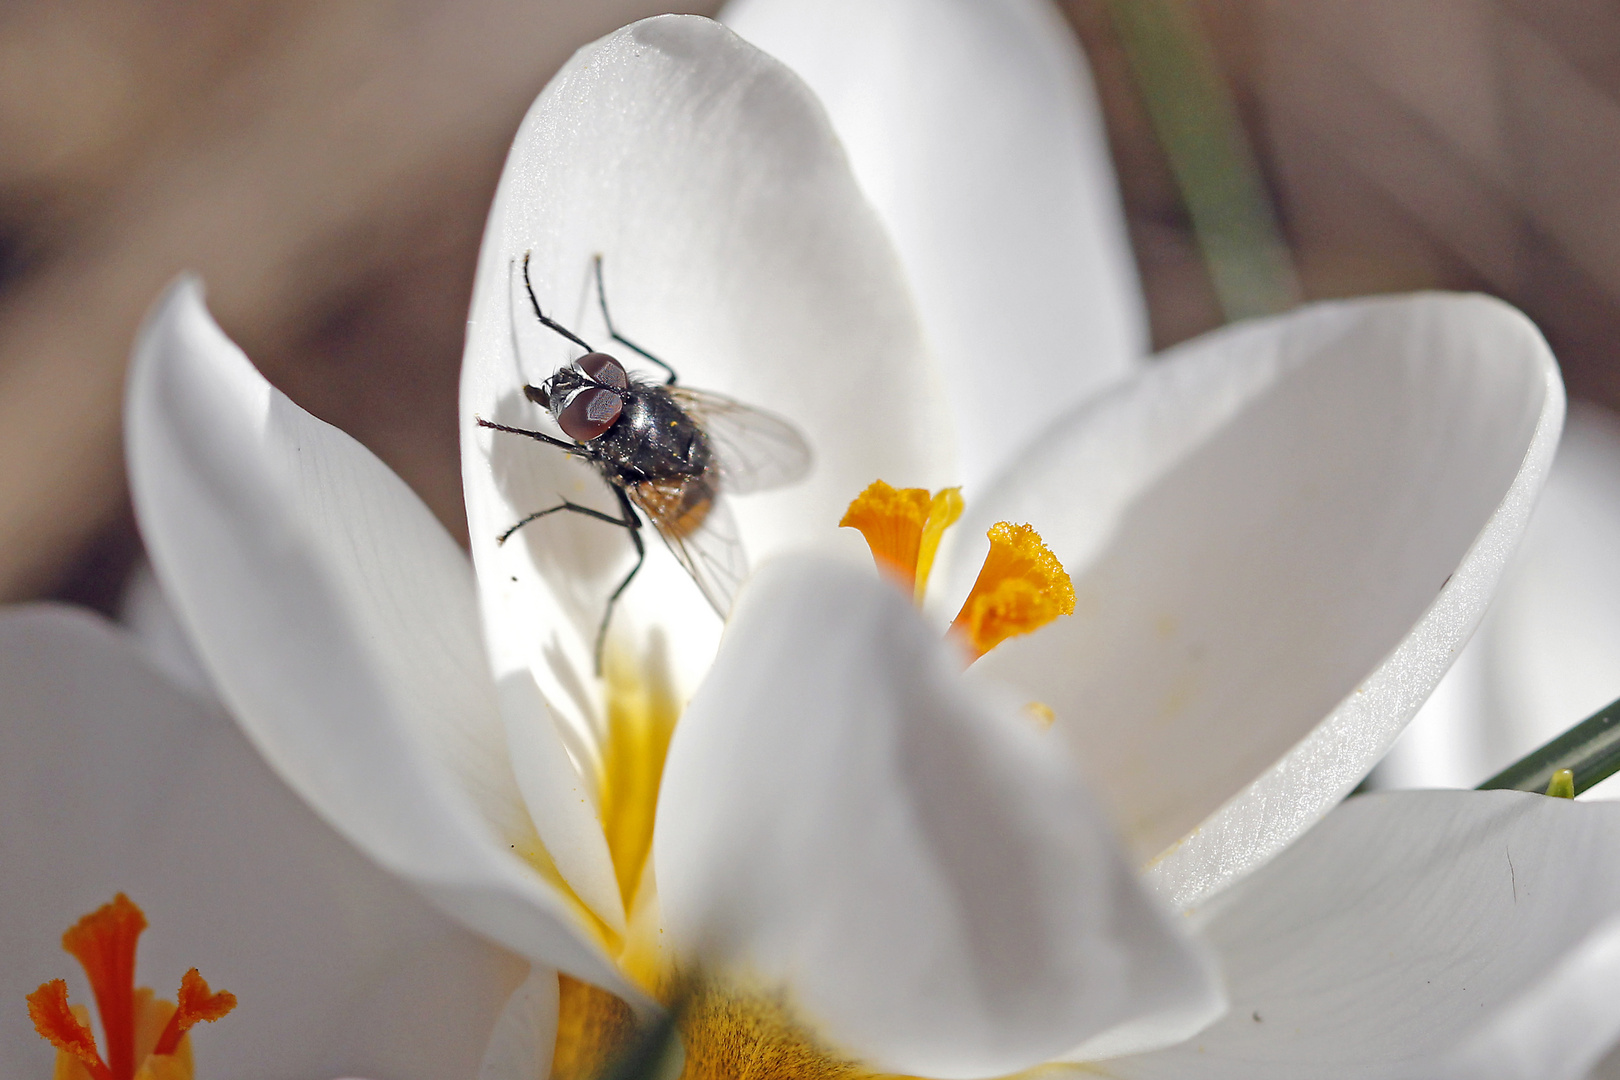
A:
[1105,0,1300,321]
[1477,695,1620,796]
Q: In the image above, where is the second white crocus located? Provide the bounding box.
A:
[115,9,1620,1080]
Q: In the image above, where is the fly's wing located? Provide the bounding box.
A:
[665,386,812,495]
[627,475,747,617]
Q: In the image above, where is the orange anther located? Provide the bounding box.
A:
[951,522,1075,661]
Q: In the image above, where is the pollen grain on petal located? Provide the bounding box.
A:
[28,980,111,1080]
[1023,701,1057,728]
[840,480,963,602]
[951,522,1075,661]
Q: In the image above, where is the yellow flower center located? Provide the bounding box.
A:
[27,894,235,1080]
[841,481,1074,661]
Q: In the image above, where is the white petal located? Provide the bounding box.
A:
[724,0,1147,491]
[1369,636,1496,790]
[1381,404,1620,795]
[460,15,951,732]
[478,967,560,1080]
[1098,790,1620,1079]
[126,279,632,986]
[654,558,1222,1080]
[0,604,524,1079]
[955,294,1563,908]
[118,556,215,701]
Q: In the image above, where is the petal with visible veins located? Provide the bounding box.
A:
[1098,791,1620,1080]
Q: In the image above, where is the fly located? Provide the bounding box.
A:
[477,253,812,672]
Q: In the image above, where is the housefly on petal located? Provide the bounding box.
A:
[478,253,812,672]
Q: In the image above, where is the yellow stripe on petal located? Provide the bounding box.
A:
[840,480,962,603]
[951,523,1075,661]
[600,648,680,915]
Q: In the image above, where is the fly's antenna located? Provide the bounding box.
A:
[521,252,595,353]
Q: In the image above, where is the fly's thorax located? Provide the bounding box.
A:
[598,387,714,484]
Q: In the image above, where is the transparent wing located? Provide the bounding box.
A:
[665,386,813,495]
[627,476,747,617]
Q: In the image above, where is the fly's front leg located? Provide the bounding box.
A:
[594,254,679,385]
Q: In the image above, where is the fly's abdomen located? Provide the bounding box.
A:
[632,476,716,539]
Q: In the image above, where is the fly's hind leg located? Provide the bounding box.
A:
[594,254,679,385]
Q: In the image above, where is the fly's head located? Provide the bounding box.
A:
[525,352,631,444]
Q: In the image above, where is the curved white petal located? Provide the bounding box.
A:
[126,280,632,989]
[460,15,951,737]
[1381,405,1620,795]
[0,604,524,1079]
[655,558,1222,1080]
[119,556,215,701]
[723,0,1146,491]
[1098,791,1620,1079]
[478,967,560,1080]
[954,293,1563,908]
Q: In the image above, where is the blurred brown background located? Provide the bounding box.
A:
[3,0,1617,613]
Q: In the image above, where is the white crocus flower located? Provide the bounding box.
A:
[22,6,1605,1080]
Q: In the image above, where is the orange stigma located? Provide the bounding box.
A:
[843,481,1075,665]
[27,894,235,1080]
[840,480,963,604]
[950,522,1075,661]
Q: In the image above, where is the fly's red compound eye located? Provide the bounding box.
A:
[577,352,629,390]
[558,386,623,442]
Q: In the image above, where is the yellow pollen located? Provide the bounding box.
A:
[950,522,1075,661]
[840,481,962,604]
[1023,701,1056,728]
[551,975,904,1080]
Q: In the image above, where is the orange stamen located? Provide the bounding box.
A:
[27,980,112,1080]
[62,894,146,1080]
[152,970,236,1057]
[951,522,1075,661]
[28,895,234,1080]
[840,480,963,603]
